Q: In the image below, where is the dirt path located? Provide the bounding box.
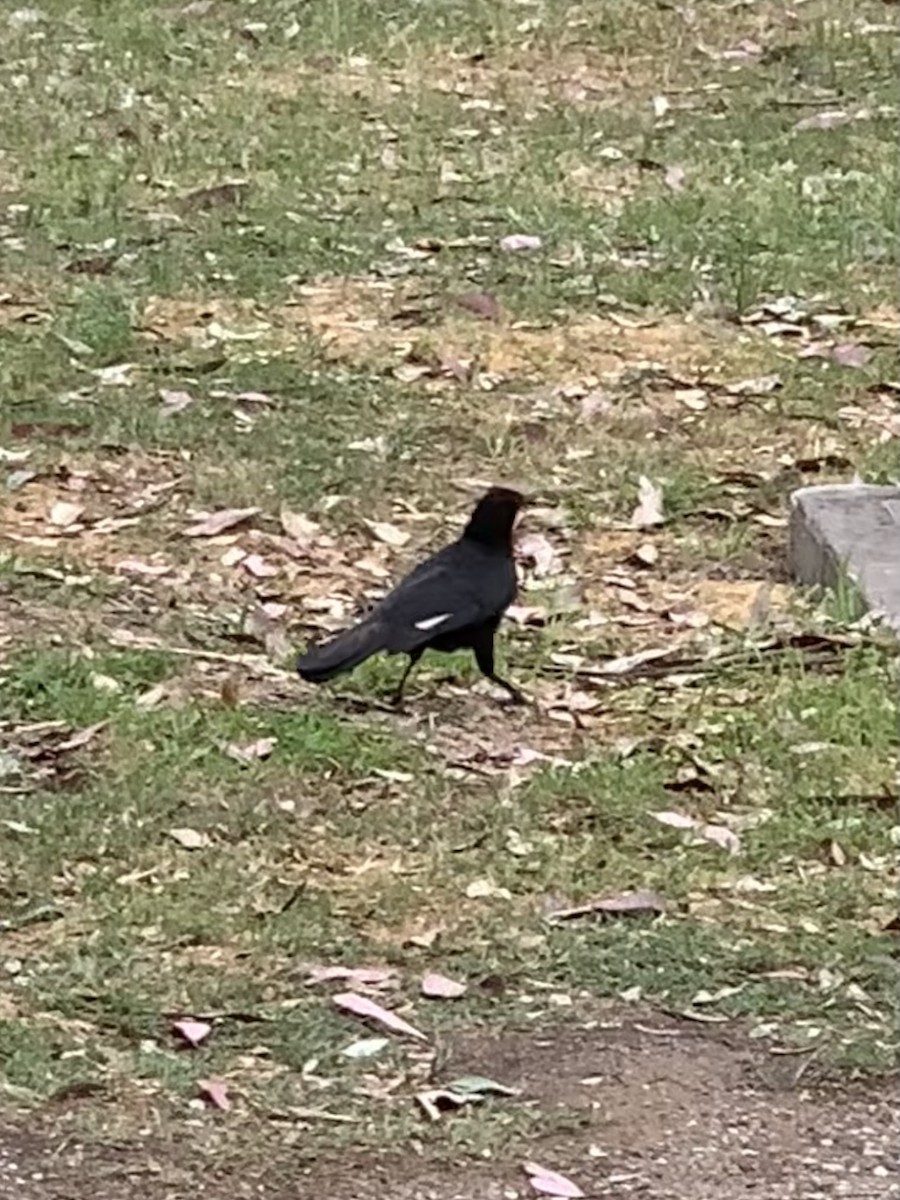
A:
[1,1013,895,1200]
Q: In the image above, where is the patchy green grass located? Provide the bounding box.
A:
[0,0,897,1182]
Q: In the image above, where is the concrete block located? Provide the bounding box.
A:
[789,484,900,630]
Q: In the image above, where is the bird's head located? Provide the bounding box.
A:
[463,486,529,549]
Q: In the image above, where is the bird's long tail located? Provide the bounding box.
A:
[296,617,387,683]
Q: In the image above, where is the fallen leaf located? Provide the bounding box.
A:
[631,542,659,567]
[415,1088,482,1121]
[594,646,677,676]
[224,737,276,765]
[455,291,501,322]
[652,810,741,855]
[421,972,467,1000]
[446,1074,518,1097]
[172,1018,212,1048]
[364,519,409,548]
[830,343,873,368]
[524,1162,585,1199]
[499,233,542,252]
[184,507,260,537]
[159,388,195,413]
[54,722,106,753]
[280,508,320,542]
[198,1078,230,1111]
[136,683,168,709]
[48,500,84,528]
[305,965,397,988]
[691,984,745,1005]
[168,827,211,850]
[332,991,427,1041]
[675,387,708,411]
[6,469,37,491]
[718,38,763,61]
[241,553,279,578]
[347,436,387,454]
[794,109,851,131]
[341,1037,389,1059]
[91,363,136,386]
[724,374,781,396]
[664,165,686,191]
[631,476,665,528]
[516,532,561,576]
[115,559,173,579]
[466,878,512,900]
[547,890,667,921]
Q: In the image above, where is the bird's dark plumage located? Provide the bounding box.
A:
[297,487,526,704]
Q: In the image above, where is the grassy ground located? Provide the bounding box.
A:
[0,0,897,1178]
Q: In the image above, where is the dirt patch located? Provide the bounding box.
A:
[2,1009,895,1200]
[279,280,761,384]
[249,44,651,110]
[140,280,768,386]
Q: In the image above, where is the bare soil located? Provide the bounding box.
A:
[2,1009,895,1200]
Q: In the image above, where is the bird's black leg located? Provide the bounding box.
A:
[473,632,525,705]
[390,649,423,707]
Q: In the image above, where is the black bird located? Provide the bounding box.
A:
[297,486,527,705]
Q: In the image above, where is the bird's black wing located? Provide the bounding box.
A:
[374,540,516,654]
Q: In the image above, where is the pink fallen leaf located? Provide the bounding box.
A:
[242,553,279,578]
[198,1079,230,1111]
[421,972,467,1000]
[523,1162,585,1198]
[455,291,501,322]
[830,343,873,368]
[499,233,543,252]
[306,965,397,988]
[172,1018,212,1048]
[663,165,686,191]
[332,991,427,1041]
[183,507,260,537]
[224,736,276,765]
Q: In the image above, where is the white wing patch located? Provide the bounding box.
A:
[414,613,453,631]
